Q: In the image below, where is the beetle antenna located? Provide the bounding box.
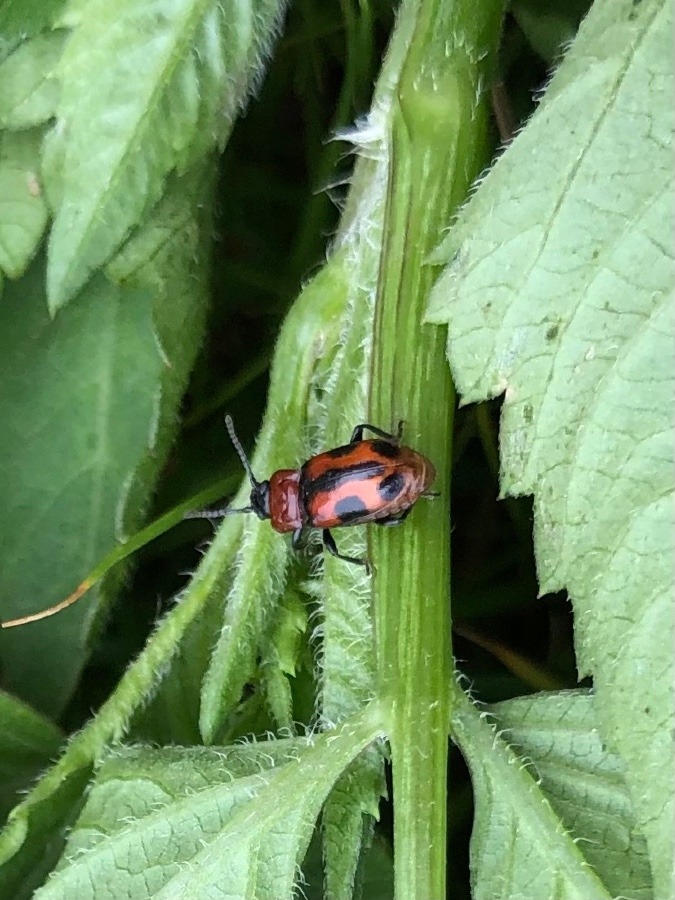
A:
[225,414,259,487]
[184,506,255,520]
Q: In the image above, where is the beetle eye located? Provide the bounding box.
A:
[251,481,271,519]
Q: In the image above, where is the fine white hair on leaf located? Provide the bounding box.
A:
[293,866,310,900]
[151,325,171,368]
[333,108,387,160]
[114,468,137,537]
[306,601,323,628]
[147,385,162,450]
[454,667,471,685]
[310,622,325,645]
[574,835,602,847]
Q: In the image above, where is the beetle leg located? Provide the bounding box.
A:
[292,527,306,550]
[374,507,412,527]
[350,421,404,444]
[322,529,371,574]
[421,490,440,498]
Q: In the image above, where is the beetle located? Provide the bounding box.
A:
[192,415,437,570]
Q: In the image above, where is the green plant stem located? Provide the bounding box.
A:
[369,1,503,896]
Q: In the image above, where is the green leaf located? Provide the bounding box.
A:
[0,0,68,55]
[452,685,613,899]
[511,0,591,64]
[0,162,213,715]
[260,589,309,730]
[427,0,673,892]
[0,129,48,277]
[490,690,653,900]
[45,0,286,310]
[0,503,242,896]
[33,707,385,898]
[0,266,162,713]
[0,691,63,823]
[303,829,394,900]
[321,755,384,900]
[0,30,66,129]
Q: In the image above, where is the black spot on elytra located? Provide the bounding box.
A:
[545,324,559,342]
[378,472,405,502]
[324,443,356,459]
[370,439,400,458]
[334,496,369,523]
[303,462,386,502]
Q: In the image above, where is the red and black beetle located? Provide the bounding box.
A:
[194,416,437,570]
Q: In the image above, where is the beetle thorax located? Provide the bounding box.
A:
[268,469,303,533]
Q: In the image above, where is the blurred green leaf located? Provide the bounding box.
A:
[0,30,66,128]
[428,0,673,891]
[0,129,48,277]
[0,0,67,54]
[0,266,162,712]
[45,0,286,310]
[0,160,214,712]
[511,0,591,64]
[0,691,62,823]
